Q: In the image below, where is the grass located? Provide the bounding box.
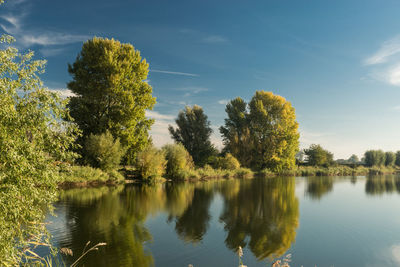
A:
[58,165,124,187]
[264,165,399,177]
[170,165,254,180]
[24,241,106,267]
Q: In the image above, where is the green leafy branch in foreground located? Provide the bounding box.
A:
[0,32,79,265]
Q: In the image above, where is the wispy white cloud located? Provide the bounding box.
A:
[364,35,400,87]
[177,86,208,97]
[365,36,400,65]
[0,10,89,48]
[20,33,89,46]
[150,69,199,77]
[180,28,228,45]
[218,99,229,105]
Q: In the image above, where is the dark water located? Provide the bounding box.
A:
[44,176,400,266]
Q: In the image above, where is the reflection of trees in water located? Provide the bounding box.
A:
[58,177,299,265]
[218,177,299,260]
[306,177,334,200]
[173,188,214,243]
[59,185,155,267]
[365,176,400,195]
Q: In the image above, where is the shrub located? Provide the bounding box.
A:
[84,131,126,171]
[212,153,241,170]
[135,146,167,180]
[59,165,124,183]
[162,144,194,179]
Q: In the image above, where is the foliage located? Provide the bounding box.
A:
[348,154,359,164]
[385,151,396,166]
[396,151,400,167]
[195,165,253,179]
[67,37,155,164]
[364,150,386,167]
[59,165,124,185]
[220,91,299,171]
[220,97,254,167]
[162,144,194,180]
[211,153,241,170]
[304,144,334,166]
[0,34,78,265]
[135,146,166,180]
[84,131,125,171]
[169,105,216,166]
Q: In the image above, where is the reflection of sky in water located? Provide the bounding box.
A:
[41,176,400,266]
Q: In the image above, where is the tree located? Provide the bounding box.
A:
[162,144,194,179]
[67,37,155,163]
[385,152,396,167]
[135,146,166,180]
[348,154,359,164]
[304,144,334,166]
[84,131,126,171]
[169,105,216,166]
[220,97,254,167]
[395,151,400,167]
[220,92,299,171]
[0,34,78,264]
[364,150,386,167]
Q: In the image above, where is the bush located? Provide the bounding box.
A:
[212,153,241,170]
[135,146,166,180]
[162,144,194,179]
[59,165,124,184]
[84,131,126,171]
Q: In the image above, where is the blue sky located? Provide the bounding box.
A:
[3,0,400,159]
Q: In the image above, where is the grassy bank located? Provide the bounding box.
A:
[58,164,400,188]
[272,165,399,177]
[58,165,125,188]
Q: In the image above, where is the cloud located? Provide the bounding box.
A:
[48,88,76,98]
[146,110,175,120]
[202,35,228,44]
[0,10,89,48]
[218,99,229,105]
[150,69,199,77]
[365,36,400,65]
[20,33,89,46]
[180,29,228,45]
[146,110,175,148]
[176,86,208,97]
[210,125,223,150]
[364,35,400,87]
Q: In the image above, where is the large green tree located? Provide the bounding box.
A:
[219,97,253,167]
[67,37,156,163]
[304,144,334,166]
[364,150,386,167]
[0,34,78,264]
[169,105,216,166]
[220,91,299,171]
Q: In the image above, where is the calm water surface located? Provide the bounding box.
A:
[44,176,400,266]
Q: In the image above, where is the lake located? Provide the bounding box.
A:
[44,176,400,266]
